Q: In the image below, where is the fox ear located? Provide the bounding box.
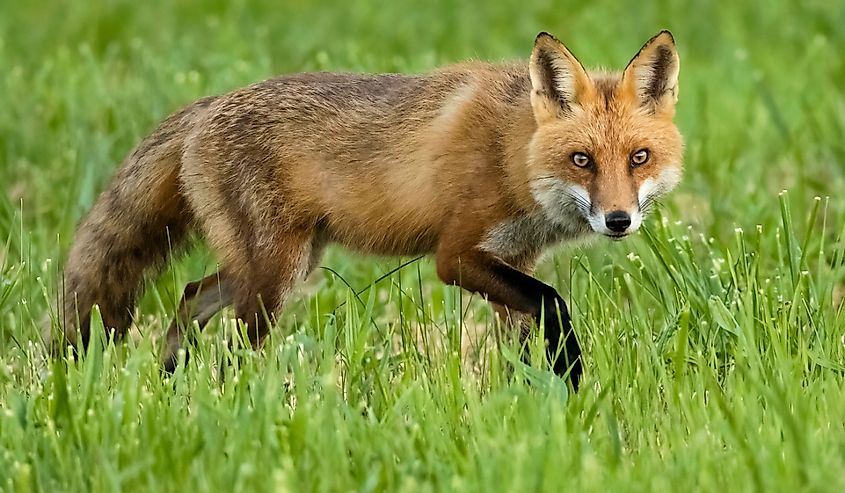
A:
[621,30,680,114]
[529,32,593,122]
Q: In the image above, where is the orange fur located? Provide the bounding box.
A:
[58,32,684,387]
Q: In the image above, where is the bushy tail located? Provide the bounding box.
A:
[56,98,213,349]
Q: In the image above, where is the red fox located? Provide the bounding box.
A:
[57,31,682,390]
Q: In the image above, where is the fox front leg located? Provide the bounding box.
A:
[435,248,582,390]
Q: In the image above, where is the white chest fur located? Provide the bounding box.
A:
[479,210,590,261]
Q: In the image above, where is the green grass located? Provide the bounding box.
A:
[2,0,845,491]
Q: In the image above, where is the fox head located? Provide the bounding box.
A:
[526,31,683,239]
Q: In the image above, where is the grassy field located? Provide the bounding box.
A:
[2,0,845,491]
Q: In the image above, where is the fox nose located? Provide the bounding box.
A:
[605,210,632,233]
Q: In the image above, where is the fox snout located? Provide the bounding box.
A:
[605,210,632,234]
[584,204,643,239]
[569,166,683,239]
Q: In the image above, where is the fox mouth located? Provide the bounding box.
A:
[605,232,630,241]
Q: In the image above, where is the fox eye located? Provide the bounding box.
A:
[572,152,591,168]
[631,149,650,166]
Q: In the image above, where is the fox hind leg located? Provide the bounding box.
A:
[179,148,315,364]
[162,271,234,372]
[162,228,313,370]
[228,229,314,347]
